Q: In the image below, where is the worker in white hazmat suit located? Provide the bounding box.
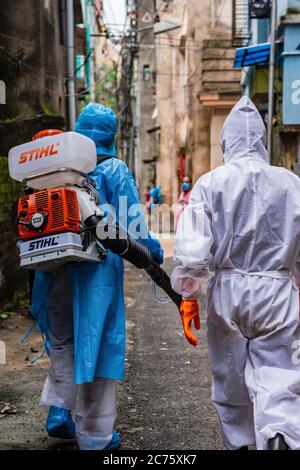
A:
[171,96,300,450]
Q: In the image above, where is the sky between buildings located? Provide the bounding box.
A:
[103,0,127,32]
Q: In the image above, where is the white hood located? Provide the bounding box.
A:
[221,96,268,164]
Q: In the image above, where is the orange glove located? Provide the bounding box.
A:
[180,300,200,347]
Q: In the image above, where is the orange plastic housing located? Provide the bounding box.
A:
[18,188,81,240]
[32,129,63,141]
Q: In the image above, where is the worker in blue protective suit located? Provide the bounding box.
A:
[31,103,163,450]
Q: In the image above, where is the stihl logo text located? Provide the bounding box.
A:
[28,236,59,251]
[19,143,60,165]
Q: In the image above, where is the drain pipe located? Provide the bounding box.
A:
[66,0,76,130]
[267,0,277,162]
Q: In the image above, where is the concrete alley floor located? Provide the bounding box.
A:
[0,238,223,450]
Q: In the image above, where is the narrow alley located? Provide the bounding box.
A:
[0,241,222,450]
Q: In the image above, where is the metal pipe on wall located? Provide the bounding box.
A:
[267,0,277,161]
[66,0,76,130]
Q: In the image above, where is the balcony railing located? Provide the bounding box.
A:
[232,0,251,47]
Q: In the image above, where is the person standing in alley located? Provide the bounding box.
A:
[171,96,300,450]
[149,181,160,207]
[175,176,192,230]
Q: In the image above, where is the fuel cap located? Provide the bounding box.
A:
[30,212,47,230]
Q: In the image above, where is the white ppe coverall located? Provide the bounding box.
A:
[171,96,300,450]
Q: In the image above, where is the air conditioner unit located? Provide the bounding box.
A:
[250,0,271,19]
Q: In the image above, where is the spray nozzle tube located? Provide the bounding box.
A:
[85,215,182,310]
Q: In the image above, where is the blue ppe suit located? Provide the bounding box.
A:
[31,103,163,385]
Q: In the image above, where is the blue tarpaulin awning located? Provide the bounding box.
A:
[233,43,271,68]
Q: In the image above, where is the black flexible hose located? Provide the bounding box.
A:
[85,216,182,309]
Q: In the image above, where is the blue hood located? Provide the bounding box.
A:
[75,103,117,157]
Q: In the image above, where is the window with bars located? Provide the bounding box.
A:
[232,0,251,47]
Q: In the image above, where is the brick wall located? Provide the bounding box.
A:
[0,116,66,307]
[0,156,25,305]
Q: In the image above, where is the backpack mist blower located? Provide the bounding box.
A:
[8,129,182,310]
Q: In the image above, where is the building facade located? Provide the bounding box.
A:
[0,0,68,123]
[0,0,87,305]
[153,0,212,205]
[136,0,242,205]
[234,0,300,171]
[135,0,158,190]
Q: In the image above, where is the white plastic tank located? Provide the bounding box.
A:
[8,131,97,189]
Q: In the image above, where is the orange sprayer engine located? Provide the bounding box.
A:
[17,188,81,240]
[9,129,106,271]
